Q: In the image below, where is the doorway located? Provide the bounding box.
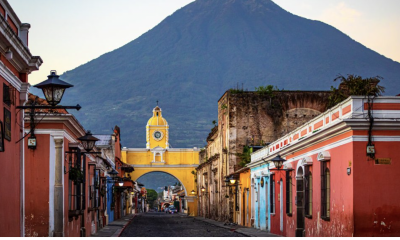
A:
[296,167,305,237]
[280,179,283,232]
[257,182,260,228]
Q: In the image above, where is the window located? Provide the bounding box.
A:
[321,161,330,220]
[67,149,86,219]
[305,166,312,218]
[88,166,100,211]
[285,170,293,216]
[270,174,275,214]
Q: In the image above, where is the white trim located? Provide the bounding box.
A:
[301,156,313,165]
[25,129,77,143]
[49,135,56,236]
[0,60,23,91]
[317,151,331,161]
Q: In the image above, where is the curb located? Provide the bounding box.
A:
[115,214,137,237]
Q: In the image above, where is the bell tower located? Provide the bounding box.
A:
[146,105,169,149]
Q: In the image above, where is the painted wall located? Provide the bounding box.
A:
[239,170,252,227]
[0,77,22,237]
[250,163,270,231]
[280,136,355,237]
[24,134,51,237]
[353,140,400,237]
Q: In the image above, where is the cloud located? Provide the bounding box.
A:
[320,2,362,24]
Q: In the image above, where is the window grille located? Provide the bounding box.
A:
[88,165,100,211]
[67,149,86,219]
[286,170,293,215]
[321,161,330,220]
[304,166,312,218]
[270,174,275,214]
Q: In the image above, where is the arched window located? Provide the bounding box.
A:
[286,170,293,215]
[305,169,312,217]
[270,174,275,214]
[321,162,330,220]
[251,178,255,218]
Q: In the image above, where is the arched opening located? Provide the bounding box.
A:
[136,171,187,213]
[155,153,162,162]
[296,166,305,237]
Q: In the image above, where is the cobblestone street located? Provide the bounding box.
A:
[120,212,245,237]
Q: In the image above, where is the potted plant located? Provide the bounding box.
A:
[69,166,83,184]
[100,186,106,196]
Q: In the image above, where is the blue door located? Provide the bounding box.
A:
[107,177,115,223]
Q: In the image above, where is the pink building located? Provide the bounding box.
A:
[251,96,400,237]
[0,0,42,236]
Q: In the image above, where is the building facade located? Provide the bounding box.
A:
[250,96,400,237]
[197,90,331,223]
[0,0,42,236]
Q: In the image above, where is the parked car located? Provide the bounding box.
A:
[168,207,178,214]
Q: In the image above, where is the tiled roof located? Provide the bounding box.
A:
[94,135,112,146]
[26,93,68,114]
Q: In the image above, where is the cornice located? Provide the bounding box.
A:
[26,113,86,139]
[0,15,42,73]
[0,58,23,91]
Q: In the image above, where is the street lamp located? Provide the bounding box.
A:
[201,186,206,192]
[78,131,99,152]
[118,178,124,187]
[17,70,81,150]
[34,71,73,106]
[190,190,195,195]
[229,176,236,185]
[270,154,286,170]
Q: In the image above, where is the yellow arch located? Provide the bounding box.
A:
[134,170,189,195]
[122,148,199,216]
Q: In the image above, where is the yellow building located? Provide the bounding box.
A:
[122,106,199,216]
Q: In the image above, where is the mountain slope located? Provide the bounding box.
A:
[56,0,400,148]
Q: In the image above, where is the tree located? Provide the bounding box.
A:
[146,189,158,208]
[238,146,253,167]
[327,75,385,108]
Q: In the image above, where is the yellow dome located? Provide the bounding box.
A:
[147,106,168,126]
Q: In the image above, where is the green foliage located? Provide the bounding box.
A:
[255,85,279,97]
[238,146,253,167]
[146,189,158,208]
[327,75,385,108]
[212,120,217,126]
[229,88,244,94]
[68,167,84,184]
[220,104,227,110]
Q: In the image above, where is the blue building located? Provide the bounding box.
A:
[106,175,115,223]
[248,148,276,232]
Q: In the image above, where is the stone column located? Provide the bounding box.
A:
[54,137,64,237]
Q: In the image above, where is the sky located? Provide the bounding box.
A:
[9,0,400,85]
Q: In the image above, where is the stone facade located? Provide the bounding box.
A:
[197,90,331,223]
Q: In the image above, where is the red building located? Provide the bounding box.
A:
[251,96,400,237]
[24,94,100,237]
[0,0,42,236]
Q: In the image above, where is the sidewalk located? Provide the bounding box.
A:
[91,214,136,237]
[192,216,281,237]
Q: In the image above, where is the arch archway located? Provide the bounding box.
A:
[136,171,188,196]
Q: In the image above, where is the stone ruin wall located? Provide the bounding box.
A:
[226,91,331,168]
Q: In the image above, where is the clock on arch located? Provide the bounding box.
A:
[153,130,163,141]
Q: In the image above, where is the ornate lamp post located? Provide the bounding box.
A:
[270,154,286,170]
[17,70,81,149]
[78,131,99,152]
